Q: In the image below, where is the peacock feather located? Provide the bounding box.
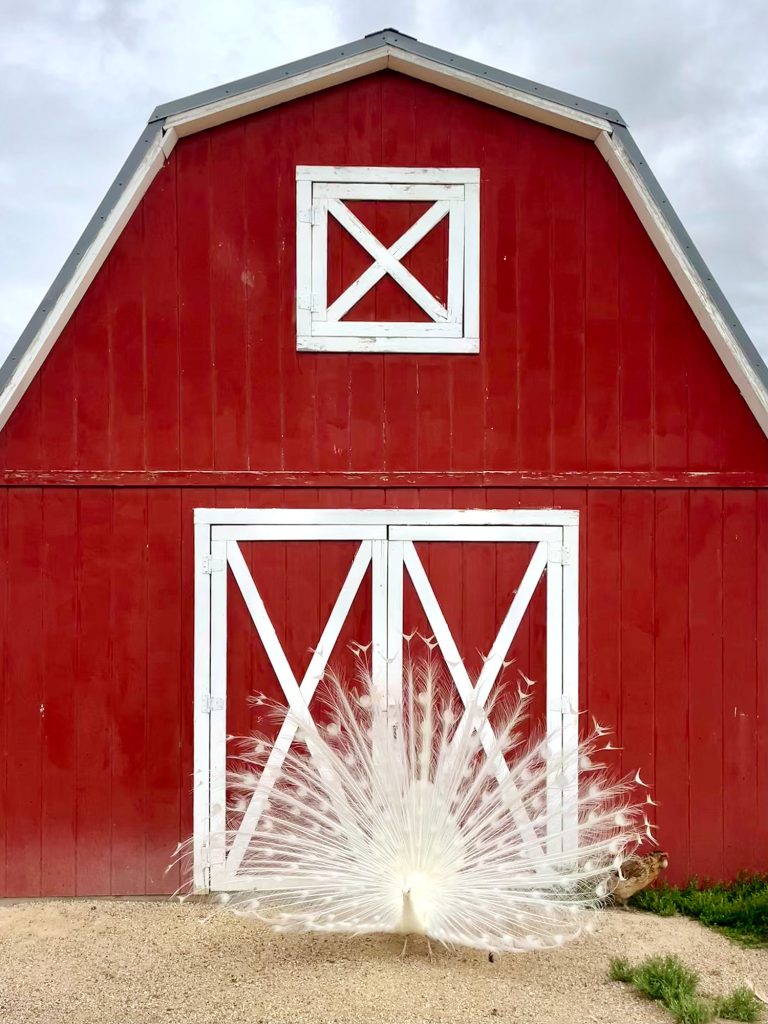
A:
[204,646,649,955]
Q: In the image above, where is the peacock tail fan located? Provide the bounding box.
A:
[203,647,649,954]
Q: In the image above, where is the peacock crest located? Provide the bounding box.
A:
[208,645,650,955]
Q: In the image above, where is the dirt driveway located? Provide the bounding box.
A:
[1,899,765,1023]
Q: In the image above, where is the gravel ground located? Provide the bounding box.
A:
[0,899,765,1024]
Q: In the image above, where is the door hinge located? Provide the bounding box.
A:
[201,555,226,574]
[200,693,225,714]
[202,840,226,865]
[297,292,321,312]
[548,544,571,566]
[297,205,320,225]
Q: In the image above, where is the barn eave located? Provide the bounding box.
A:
[2,28,767,439]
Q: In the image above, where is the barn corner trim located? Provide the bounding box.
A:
[2,29,767,437]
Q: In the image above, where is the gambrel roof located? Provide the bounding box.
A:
[2,28,767,435]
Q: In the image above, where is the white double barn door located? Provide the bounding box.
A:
[194,508,579,892]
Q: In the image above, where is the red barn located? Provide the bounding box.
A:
[1,30,766,897]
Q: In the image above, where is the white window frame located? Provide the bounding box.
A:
[193,507,579,892]
[296,166,480,353]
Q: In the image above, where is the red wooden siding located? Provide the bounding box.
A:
[0,69,766,896]
[0,485,764,894]
[2,71,767,479]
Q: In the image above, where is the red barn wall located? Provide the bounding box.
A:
[0,71,766,894]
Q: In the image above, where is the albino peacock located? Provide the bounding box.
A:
[207,649,652,955]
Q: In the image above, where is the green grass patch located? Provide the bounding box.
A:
[630,874,768,948]
[609,955,762,1024]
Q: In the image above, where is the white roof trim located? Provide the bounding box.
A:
[163,46,612,140]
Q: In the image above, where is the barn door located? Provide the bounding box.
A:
[193,509,578,892]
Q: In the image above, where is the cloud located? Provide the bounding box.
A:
[1,0,766,365]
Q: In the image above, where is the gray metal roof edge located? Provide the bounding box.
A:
[0,121,166,395]
[612,123,768,391]
[149,29,625,126]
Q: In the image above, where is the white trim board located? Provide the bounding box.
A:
[2,34,766,439]
[296,165,479,354]
[193,506,580,891]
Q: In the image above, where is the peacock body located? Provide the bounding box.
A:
[214,650,649,954]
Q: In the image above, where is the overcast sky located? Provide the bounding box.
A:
[1,0,766,363]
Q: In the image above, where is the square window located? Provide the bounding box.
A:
[296,166,480,353]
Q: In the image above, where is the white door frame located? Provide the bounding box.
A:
[193,508,579,891]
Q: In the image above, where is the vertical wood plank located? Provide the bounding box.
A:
[279,100,317,472]
[108,206,146,470]
[654,266,688,470]
[41,489,78,894]
[654,490,690,880]
[586,491,621,758]
[482,107,518,473]
[585,152,620,470]
[688,490,724,879]
[551,138,586,471]
[619,491,655,791]
[5,489,43,894]
[144,158,180,470]
[210,122,248,470]
[722,490,758,875]
[76,489,112,894]
[146,489,183,892]
[244,106,283,471]
[40,321,77,471]
[177,135,214,470]
[75,268,110,470]
[618,205,655,469]
[516,124,552,471]
[110,490,148,893]
[180,489,207,848]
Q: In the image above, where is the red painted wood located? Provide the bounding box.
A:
[483,106,519,473]
[145,489,182,893]
[618,204,655,470]
[144,158,180,471]
[585,491,622,776]
[5,489,44,894]
[41,489,78,894]
[722,491,758,874]
[75,270,110,471]
[110,490,148,893]
[653,491,691,880]
[688,491,724,880]
[551,137,586,472]
[75,490,113,895]
[210,121,248,471]
[619,491,655,796]
[177,134,214,471]
[244,105,283,472]
[585,160,620,471]
[109,204,145,471]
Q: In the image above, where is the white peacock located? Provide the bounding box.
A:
[216,647,650,955]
